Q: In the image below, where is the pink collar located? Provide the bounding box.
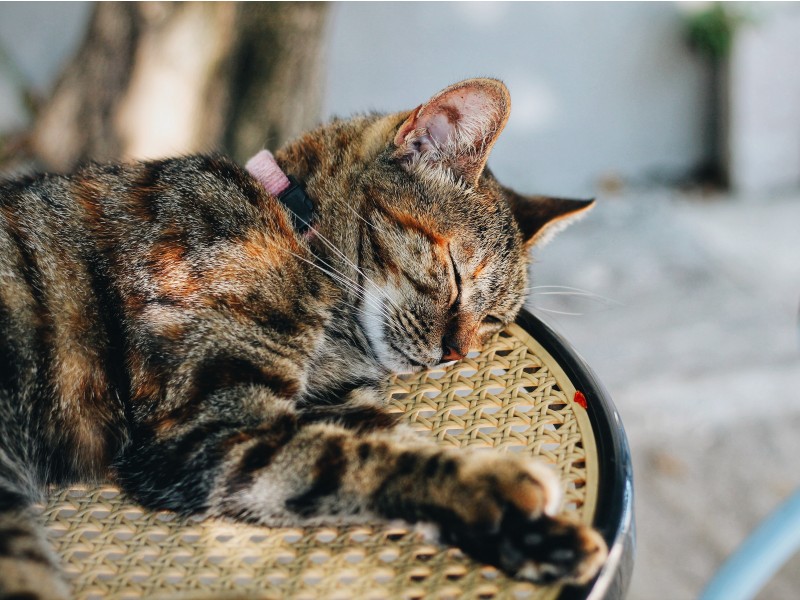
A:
[245,149,291,196]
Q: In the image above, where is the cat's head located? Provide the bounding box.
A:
[281,78,592,373]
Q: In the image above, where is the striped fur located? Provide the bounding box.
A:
[0,79,604,599]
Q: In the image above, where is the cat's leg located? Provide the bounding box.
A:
[267,411,607,585]
[115,396,606,585]
[352,435,608,584]
[0,474,70,600]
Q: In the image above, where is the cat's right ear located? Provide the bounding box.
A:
[393,78,511,187]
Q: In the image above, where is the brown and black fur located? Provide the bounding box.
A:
[0,79,605,599]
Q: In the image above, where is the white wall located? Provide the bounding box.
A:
[324,2,712,196]
[726,4,800,194]
[0,2,713,196]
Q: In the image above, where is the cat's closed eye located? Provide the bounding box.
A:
[446,246,461,308]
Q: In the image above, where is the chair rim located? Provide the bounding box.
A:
[515,309,635,600]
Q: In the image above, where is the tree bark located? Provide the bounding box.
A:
[31,2,328,172]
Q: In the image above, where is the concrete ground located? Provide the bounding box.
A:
[525,188,800,600]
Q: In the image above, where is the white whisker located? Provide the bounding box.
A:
[292,209,403,313]
[315,257,393,319]
[533,307,585,317]
[268,240,393,320]
[525,285,622,306]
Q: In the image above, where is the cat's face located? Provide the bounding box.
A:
[357,158,528,372]
[280,78,592,373]
[349,79,592,373]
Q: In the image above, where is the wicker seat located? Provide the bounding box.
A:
[40,310,634,600]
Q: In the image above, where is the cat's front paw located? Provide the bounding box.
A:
[493,508,607,584]
[436,453,607,585]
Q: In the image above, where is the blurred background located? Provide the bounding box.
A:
[1,2,799,598]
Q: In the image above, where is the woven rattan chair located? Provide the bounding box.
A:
[41,309,634,600]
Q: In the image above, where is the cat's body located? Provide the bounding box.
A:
[0,79,606,599]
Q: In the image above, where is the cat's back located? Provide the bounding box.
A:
[0,166,127,482]
[0,156,333,484]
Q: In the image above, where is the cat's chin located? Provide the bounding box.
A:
[392,364,425,376]
[375,343,434,375]
[392,359,458,376]
[379,352,428,376]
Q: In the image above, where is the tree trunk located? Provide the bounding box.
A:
[31,1,328,172]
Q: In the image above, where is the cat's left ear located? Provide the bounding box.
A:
[504,186,595,248]
[393,78,511,186]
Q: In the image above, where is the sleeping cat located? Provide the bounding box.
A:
[0,78,606,599]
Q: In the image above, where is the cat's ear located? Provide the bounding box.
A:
[393,78,511,186]
[504,187,595,248]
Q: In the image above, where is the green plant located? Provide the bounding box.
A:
[685,4,744,61]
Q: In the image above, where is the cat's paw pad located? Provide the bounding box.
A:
[504,513,608,584]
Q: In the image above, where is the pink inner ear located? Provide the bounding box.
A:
[411,87,502,152]
[424,110,457,148]
[394,79,510,184]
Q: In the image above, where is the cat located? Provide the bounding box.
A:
[0,78,606,599]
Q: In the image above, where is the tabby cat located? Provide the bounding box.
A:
[0,78,606,599]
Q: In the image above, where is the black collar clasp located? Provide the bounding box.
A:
[277,176,315,234]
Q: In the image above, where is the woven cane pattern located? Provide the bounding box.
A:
[41,323,598,600]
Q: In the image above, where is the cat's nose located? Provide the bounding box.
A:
[441,336,466,362]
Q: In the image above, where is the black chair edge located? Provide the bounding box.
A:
[516,309,635,600]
